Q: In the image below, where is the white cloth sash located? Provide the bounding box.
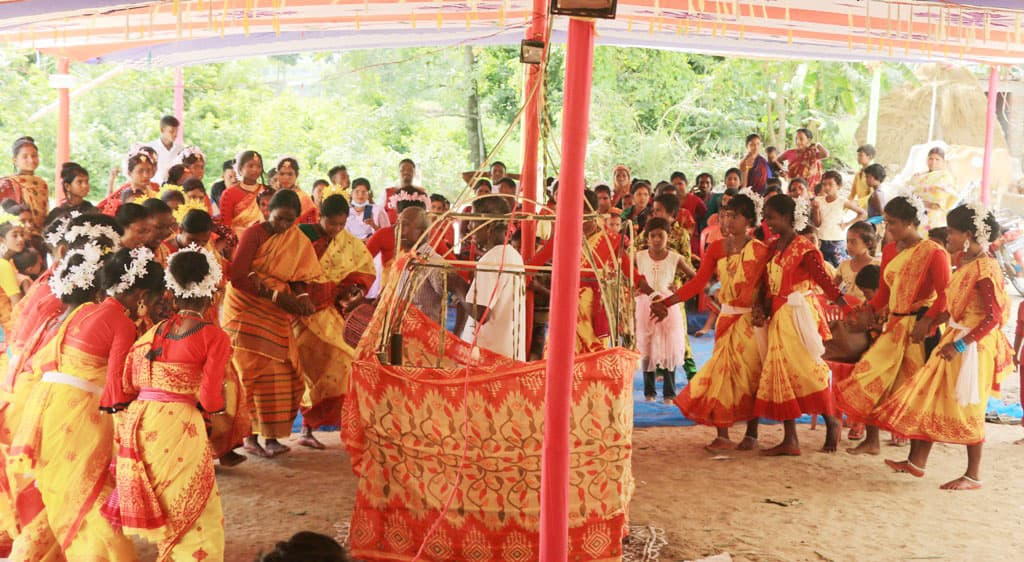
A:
[41,370,103,395]
[719,303,768,360]
[786,291,825,364]
[948,319,981,407]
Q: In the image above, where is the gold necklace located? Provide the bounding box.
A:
[179,309,204,319]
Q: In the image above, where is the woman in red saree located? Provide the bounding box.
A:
[875,205,1013,490]
[294,195,375,449]
[109,246,228,559]
[9,246,165,560]
[652,192,770,450]
[755,194,848,455]
[164,209,251,467]
[275,157,318,225]
[0,137,48,231]
[98,148,160,216]
[778,128,829,191]
[833,196,950,455]
[222,190,322,457]
[219,150,269,239]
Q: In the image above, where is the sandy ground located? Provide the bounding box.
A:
[131,420,1024,562]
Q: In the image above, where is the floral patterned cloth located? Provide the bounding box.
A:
[342,272,637,561]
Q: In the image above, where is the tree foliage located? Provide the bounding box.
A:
[0,46,916,204]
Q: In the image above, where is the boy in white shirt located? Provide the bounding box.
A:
[461,195,527,361]
[148,115,183,184]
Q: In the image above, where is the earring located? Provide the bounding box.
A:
[963,239,970,253]
[137,300,148,319]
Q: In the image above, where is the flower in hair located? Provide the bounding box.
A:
[65,222,122,249]
[388,190,430,210]
[43,211,81,248]
[165,244,222,300]
[176,146,206,165]
[793,196,811,232]
[895,189,927,224]
[275,155,299,171]
[49,242,105,298]
[321,183,350,202]
[966,202,993,245]
[737,187,764,226]
[106,246,155,296]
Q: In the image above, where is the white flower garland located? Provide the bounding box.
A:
[106,246,155,296]
[165,244,222,300]
[43,211,82,248]
[388,190,430,210]
[967,202,993,244]
[793,195,811,232]
[176,145,206,165]
[65,223,122,249]
[895,190,927,225]
[737,187,764,226]
[49,242,105,298]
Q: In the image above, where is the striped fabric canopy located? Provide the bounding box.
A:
[1,1,1023,67]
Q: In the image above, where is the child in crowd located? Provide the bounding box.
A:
[813,171,867,267]
[635,218,690,403]
[0,136,49,230]
[766,145,784,179]
[834,221,879,302]
[649,193,698,378]
[788,178,809,199]
[862,163,887,219]
[850,145,875,208]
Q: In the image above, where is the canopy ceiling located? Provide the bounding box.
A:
[1,1,1024,67]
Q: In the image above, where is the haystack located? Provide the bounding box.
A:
[856,64,1007,169]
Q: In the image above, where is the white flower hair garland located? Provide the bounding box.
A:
[388,190,431,210]
[49,242,105,298]
[65,222,122,249]
[894,190,927,224]
[176,145,206,165]
[793,195,811,232]
[106,247,155,296]
[737,187,764,226]
[165,244,223,300]
[44,211,81,248]
[967,202,993,245]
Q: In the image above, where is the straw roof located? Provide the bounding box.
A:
[856,64,1008,169]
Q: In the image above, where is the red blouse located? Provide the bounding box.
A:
[366,225,396,266]
[140,319,230,413]
[218,184,261,228]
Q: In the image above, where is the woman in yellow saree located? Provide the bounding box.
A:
[218,150,268,239]
[222,190,322,457]
[294,195,375,449]
[0,214,122,557]
[834,196,950,456]
[875,205,1013,490]
[9,246,165,560]
[910,147,958,230]
[275,157,319,225]
[108,246,229,560]
[653,192,770,451]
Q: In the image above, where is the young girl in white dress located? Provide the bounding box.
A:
[635,217,693,403]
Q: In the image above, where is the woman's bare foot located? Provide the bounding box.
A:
[760,442,801,457]
[939,475,982,490]
[705,437,736,452]
[219,450,248,467]
[296,431,326,450]
[846,440,881,455]
[694,328,711,338]
[884,459,925,478]
[820,417,840,453]
[243,436,271,458]
[264,439,291,457]
[1014,437,1024,445]
[736,435,758,451]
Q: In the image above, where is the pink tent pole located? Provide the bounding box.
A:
[981,66,999,206]
[174,67,185,143]
[55,57,70,205]
[519,0,548,351]
[538,17,595,562]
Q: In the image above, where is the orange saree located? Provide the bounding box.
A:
[222,224,322,439]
